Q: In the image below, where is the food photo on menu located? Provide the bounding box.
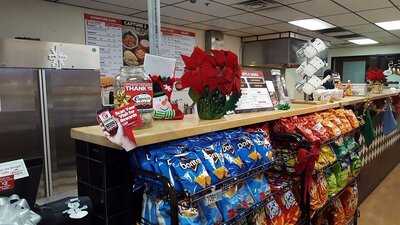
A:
[122,29,149,66]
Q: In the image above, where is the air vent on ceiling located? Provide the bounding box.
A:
[235,0,277,10]
[335,34,364,39]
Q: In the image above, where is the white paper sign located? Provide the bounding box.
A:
[0,159,29,180]
[144,54,176,78]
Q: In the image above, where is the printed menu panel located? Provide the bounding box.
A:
[235,70,274,113]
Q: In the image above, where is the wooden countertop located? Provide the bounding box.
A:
[71,91,399,149]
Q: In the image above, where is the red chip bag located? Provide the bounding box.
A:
[273,117,296,134]
[264,196,285,225]
[330,199,346,225]
[340,185,358,221]
[280,190,301,225]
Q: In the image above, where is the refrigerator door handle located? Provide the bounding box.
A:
[39,69,53,197]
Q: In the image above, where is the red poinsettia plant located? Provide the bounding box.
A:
[366,68,385,82]
[178,47,241,96]
[176,47,242,119]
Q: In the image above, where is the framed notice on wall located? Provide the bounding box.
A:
[84,14,196,77]
[235,70,274,113]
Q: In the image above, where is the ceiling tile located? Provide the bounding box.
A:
[290,0,348,17]
[59,0,141,15]
[324,31,354,36]
[227,13,279,26]
[255,6,311,22]
[176,1,245,17]
[331,0,392,11]
[344,24,382,34]
[212,0,245,4]
[161,0,185,4]
[363,31,396,39]
[183,23,224,31]
[132,11,147,19]
[263,23,304,32]
[159,6,217,22]
[230,1,281,12]
[202,19,249,30]
[239,26,276,35]
[322,13,368,26]
[358,8,400,23]
[224,30,253,37]
[274,0,311,4]
[96,0,149,11]
[160,15,192,25]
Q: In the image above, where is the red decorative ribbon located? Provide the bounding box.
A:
[295,144,321,202]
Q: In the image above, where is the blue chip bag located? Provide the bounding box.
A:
[229,132,261,170]
[220,137,245,176]
[198,200,223,225]
[156,199,171,225]
[179,206,202,225]
[193,138,229,184]
[246,173,271,203]
[217,182,255,221]
[249,132,273,165]
[142,193,158,225]
[171,152,212,194]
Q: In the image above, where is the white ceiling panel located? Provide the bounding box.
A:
[224,30,253,37]
[331,0,392,11]
[176,1,245,17]
[358,8,400,23]
[160,15,192,25]
[159,6,217,22]
[322,13,368,26]
[96,0,149,11]
[324,31,354,37]
[263,22,303,31]
[202,19,249,30]
[227,13,279,26]
[290,0,348,17]
[363,31,397,39]
[183,23,224,31]
[239,26,276,35]
[255,6,311,21]
[344,24,382,34]
[59,0,141,15]
[274,0,311,4]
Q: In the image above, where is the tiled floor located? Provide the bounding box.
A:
[359,164,400,225]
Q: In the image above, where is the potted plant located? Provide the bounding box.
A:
[176,47,242,120]
[366,68,385,94]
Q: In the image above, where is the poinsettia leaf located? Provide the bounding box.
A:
[188,87,201,103]
[225,51,238,68]
[191,47,207,67]
[181,55,195,70]
[212,50,225,66]
[223,67,234,82]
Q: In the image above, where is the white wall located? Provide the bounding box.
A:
[0,0,241,56]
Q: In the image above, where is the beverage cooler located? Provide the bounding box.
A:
[0,39,101,202]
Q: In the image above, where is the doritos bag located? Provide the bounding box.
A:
[171,152,211,194]
[198,200,223,225]
[220,136,245,176]
[229,131,261,169]
[246,173,271,203]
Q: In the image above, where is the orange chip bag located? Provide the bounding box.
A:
[275,190,301,225]
[334,109,353,133]
[316,174,328,207]
[310,177,323,210]
[340,185,358,221]
[344,109,360,129]
[265,196,285,225]
[330,199,346,225]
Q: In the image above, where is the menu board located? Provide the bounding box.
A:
[160,28,196,77]
[85,14,123,77]
[235,70,274,113]
[84,14,196,77]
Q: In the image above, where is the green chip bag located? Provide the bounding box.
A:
[333,161,350,190]
[330,138,348,158]
[326,169,338,197]
[350,153,362,177]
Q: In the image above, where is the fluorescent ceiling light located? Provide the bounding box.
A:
[288,18,335,31]
[348,38,378,45]
[375,20,400,30]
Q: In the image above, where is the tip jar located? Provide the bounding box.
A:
[114,66,153,129]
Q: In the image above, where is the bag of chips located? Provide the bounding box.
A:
[326,169,338,197]
[330,138,348,158]
[220,137,245,176]
[343,137,359,152]
[333,161,350,190]
[316,174,328,207]
[141,193,158,225]
[248,132,273,165]
[330,199,346,225]
[229,132,261,170]
[179,206,202,225]
[310,177,323,210]
[350,153,362,177]
[171,152,212,194]
[278,190,301,225]
[315,145,337,170]
[198,200,223,225]
[334,109,353,133]
[344,109,360,129]
[193,138,229,184]
[264,196,285,225]
[309,114,331,142]
[217,182,255,221]
[246,173,271,203]
[247,207,268,225]
[340,185,358,221]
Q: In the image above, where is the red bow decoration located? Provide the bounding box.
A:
[179,47,241,96]
[295,144,321,202]
[366,69,385,82]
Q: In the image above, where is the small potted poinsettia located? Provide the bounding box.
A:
[176,47,242,120]
[366,68,385,94]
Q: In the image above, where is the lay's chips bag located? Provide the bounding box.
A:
[193,138,229,184]
[171,152,211,194]
[246,173,271,203]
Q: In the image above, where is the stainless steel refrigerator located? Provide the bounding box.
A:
[0,39,101,200]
